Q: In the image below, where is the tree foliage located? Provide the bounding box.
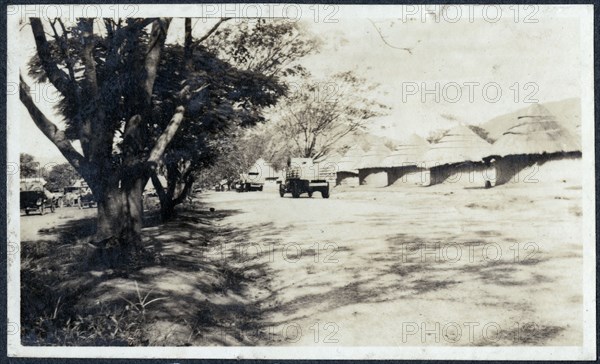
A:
[21,17,317,246]
[154,19,318,217]
[44,163,81,191]
[20,153,39,178]
[274,71,390,160]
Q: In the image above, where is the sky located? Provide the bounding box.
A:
[15,5,586,166]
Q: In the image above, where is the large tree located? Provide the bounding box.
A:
[20,17,300,252]
[275,71,389,161]
[21,18,179,250]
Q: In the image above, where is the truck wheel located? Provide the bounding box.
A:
[322,189,330,199]
[291,185,300,198]
[291,182,301,198]
[279,188,285,197]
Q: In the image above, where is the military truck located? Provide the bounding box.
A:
[238,160,270,192]
[279,158,330,198]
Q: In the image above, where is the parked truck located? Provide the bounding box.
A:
[279,158,330,198]
[238,159,271,192]
[20,178,56,215]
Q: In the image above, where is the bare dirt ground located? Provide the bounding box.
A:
[20,207,97,242]
[20,172,582,347]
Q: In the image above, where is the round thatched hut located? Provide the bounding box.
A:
[421,125,493,187]
[489,103,581,186]
[357,144,392,187]
[381,134,429,187]
[335,145,364,186]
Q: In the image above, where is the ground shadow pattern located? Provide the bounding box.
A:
[21,198,576,346]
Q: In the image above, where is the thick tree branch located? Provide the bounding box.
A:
[150,171,169,207]
[142,18,171,105]
[79,19,99,97]
[49,19,76,83]
[19,76,91,179]
[147,106,186,165]
[29,18,73,96]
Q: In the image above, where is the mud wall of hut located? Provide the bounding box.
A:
[428,162,494,187]
[336,172,360,187]
[387,166,427,187]
[358,168,388,187]
[494,151,582,186]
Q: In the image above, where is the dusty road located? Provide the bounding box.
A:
[20,206,97,242]
[18,175,583,347]
[201,180,583,346]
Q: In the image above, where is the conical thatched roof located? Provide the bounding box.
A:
[357,144,391,169]
[491,103,581,157]
[336,145,365,173]
[421,125,492,166]
[381,134,429,168]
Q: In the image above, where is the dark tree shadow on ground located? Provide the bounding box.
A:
[20,203,283,346]
[21,202,572,347]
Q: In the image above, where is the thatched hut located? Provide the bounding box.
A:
[421,125,493,187]
[357,144,392,187]
[336,145,364,186]
[381,134,429,187]
[489,103,581,186]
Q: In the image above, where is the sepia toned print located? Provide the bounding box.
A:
[6,4,595,360]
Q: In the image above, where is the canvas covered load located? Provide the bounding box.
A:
[287,158,321,181]
[20,178,47,192]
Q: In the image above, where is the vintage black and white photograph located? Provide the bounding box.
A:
[6,3,595,360]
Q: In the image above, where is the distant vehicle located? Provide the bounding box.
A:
[63,179,96,207]
[279,158,330,198]
[63,186,83,207]
[20,178,56,215]
[237,171,263,192]
[49,189,64,208]
[79,191,96,208]
[234,180,244,192]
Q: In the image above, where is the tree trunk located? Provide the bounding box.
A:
[151,167,195,221]
[94,177,144,252]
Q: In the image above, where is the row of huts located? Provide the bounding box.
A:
[317,103,582,188]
